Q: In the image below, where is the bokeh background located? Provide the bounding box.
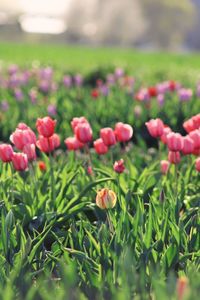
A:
[0,0,200,51]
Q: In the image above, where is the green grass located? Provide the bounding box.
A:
[1,42,200,77]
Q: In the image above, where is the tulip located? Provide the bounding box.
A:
[75,123,93,143]
[64,136,84,151]
[47,104,57,116]
[192,114,200,129]
[87,166,93,175]
[166,132,183,151]
[148,86,157,97]
[114,122,133,142]
[94,138,108,155]
[160,160,170,174]
[36,134,60,153]
[145,118,164,138]
[36,116,56,138]
[168,151,181,164]
[12,153,28,171]
[183,118,196,133]
[23,144,36,161]
[182,136,194,155]
[113,159,125,173]
[0,144,14,162]
[63,75,72,87]
[195,157,200,172]
[160,126,172,144]
[71,117,88,132]
[178,88,192,102]
[96,188,117,209]
[100,128,116,147]
[176,277,189,300]
[189,129,200,149]
[10,128,36,150]
[91,89,99,99]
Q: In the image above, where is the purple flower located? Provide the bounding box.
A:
[106,74,115,85]
[47,104,57,116]
[157,94,165,107]
[14,89,24,101]
[39,67,53,80]
[178,88,193,102]
[29,89,38,104]
[115,67,124,79]
[100,85,109,96]
[63,75,72,88]
[74,74,83,87]
[196,84,200,97]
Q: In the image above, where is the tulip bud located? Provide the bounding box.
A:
[38,161,46,171]
[176,277,189,300]
[160,160,170,174]
[96,188,117,209]
[113,159,125,173]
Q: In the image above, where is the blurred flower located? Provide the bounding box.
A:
[195,157,200,172]
[63,75,72,88]
[36,134,60,153]
[74,74,83,87]
[71,116,89,132]
[14,89,24,101]
[134,105,142,118]
[47,104,57,116]
[178,88,193,102]
[65,136,84,151]
[181,136,194,155]
[176,277,189,300]
[96,188,117,209]
[91,89,99,99]
[23,144,36,161]
[10,127,36,150]
[145,118,164,138]
[157,94,165,107]
[38,160,46,171]
[160,160,170,174]
[168,151,181,164]
[36,116,56,138]
[1,100,9,112]
[100,127,116,147]
[114,122,133,142]
[166,132,183,151]
[75,123,93,143]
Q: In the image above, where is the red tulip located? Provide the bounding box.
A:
[0,144,14,162]
[113,159,125,173]
[148,86,157,97]
[166,132,183,151]
[195,157,200,172]
[181,136,194,155]
[64,136,84,151]
[94,138,108,155]
[160,160,170,174]
[23,144,36,161]
[36,116,56,137]
[12,153,28,171]
[145,118,164,138]
[168,151,181,164]
[100,128,116,146]
[36,134,60,153]
[91,89,99,99]
[176,277,189,300]
[114,122,133,142]
[71,117,88,132]
[183,119,196,133]
[75,123,93,143]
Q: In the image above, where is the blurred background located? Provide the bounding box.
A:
[0,0,200,51]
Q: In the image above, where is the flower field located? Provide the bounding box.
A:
[0,45,199,300]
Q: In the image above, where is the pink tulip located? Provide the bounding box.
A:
[0,144,14,162]
[113,159,125,173]
[182,136,194,155]
[36,134,60,153]
[23,144,36,161]
[94,138,108,155]
[12,153,28,171]
[168,151,181,164]
[160,160,170,174]
[166,132,183,151]
[160,126,172,144]
[189,130,200,149]
[71,117,88,132]
[192,114,200,129]
[64,136,84,151]
[10,128,36,150]
[36,116,56,137]
[114,122,133,142]
[100,128,116,146]
[145,118,164,138]
[195,157,200,172]
[75,123,93,143]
